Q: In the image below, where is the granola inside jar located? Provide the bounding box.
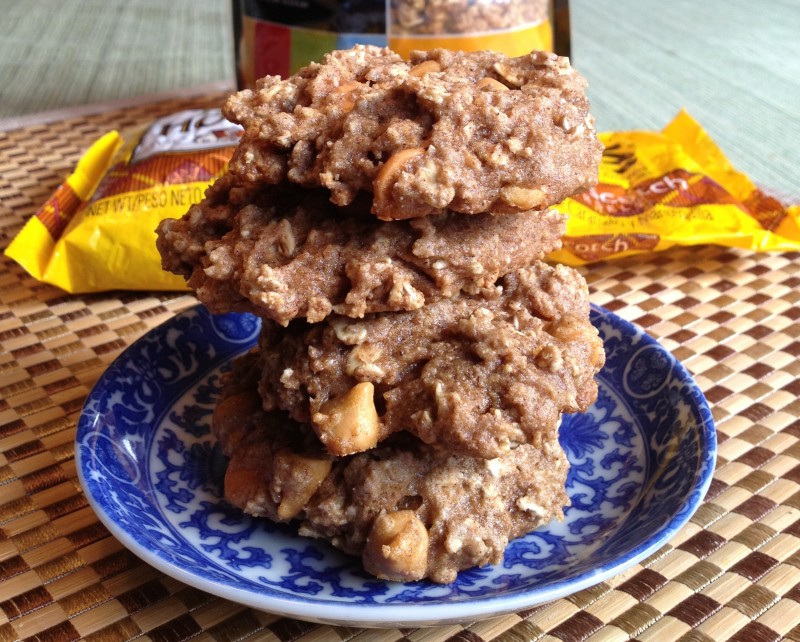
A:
[390,0,550,36]
[232,0,569,86]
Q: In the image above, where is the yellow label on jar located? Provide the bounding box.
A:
[389,20,553,60]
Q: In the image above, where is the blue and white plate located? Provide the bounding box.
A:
[76,305,716,628]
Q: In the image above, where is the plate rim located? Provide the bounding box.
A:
[75,304,717,627]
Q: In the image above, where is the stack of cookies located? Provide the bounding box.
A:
[156,45,605,584]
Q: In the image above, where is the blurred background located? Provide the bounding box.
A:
[0,0,797,198]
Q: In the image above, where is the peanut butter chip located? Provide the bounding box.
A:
[500,185,546,210]
[331,80,362,95]
[476,77,509,91]
[373,147,425,218]
[329,80,363,112]
[409,60,441,77]
[275,454,333,520]
[363,510,429,581]
[315,382,381,456]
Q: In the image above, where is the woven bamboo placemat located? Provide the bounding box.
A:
[2,94,800,642]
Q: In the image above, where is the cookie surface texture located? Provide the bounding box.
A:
[156,176,566,325]
[214,354,570,584]
[258,262,605,458]
[224,45,602,219]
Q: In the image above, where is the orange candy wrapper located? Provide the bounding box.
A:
[550,110,800,265]
[5,109,241,293]
[6,109,800,294]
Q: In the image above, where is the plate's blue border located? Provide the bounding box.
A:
[75,304,716,627]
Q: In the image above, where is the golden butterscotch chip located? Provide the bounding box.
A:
[313,382,380,456]
[213,353,570,584]
[223,45,602,219]
[363,510,430,581]
[156,175,566,326]
[258,262,605,459]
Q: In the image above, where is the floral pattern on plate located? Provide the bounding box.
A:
[76,305,716,627]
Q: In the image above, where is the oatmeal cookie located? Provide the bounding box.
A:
[224,45,602,219]
[214,354,570,584]
[258,262,605,459]
[156,175,566,325]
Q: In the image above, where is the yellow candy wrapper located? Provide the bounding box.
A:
[5,108,241,293]
[6,108,800,294]
[550,110,800,265]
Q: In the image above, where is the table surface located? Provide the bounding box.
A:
[1,14,800,639]
[570,0,800,203]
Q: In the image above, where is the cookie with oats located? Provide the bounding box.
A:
[256,262,605,459]
[214,352,570,584]
[224,45,602,219]
[156,175,566,325]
